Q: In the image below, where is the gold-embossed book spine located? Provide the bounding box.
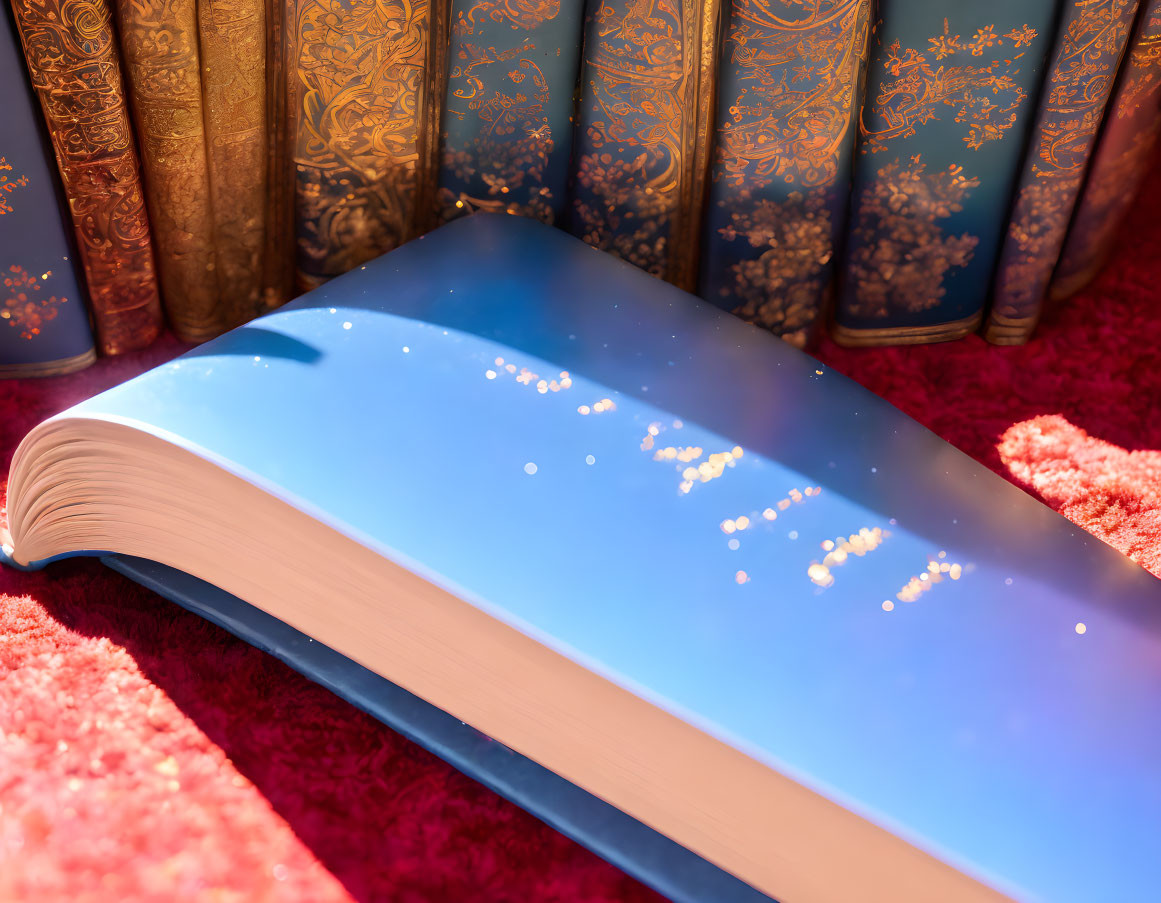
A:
[986,0,1140,345]
[287,0,451,290]
[698,0,872,349]
[9,0,164,355]
[116,0,222,342]
[565,0,723,291]
[1049,0,1161,301]
[199,0,269,330]
[832,0,1058,347]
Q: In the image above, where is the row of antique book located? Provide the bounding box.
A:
[2,0,1160,376]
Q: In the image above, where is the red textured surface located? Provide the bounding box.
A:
[2,171,1160,901]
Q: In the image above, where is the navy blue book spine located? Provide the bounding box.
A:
[0,3,95,377]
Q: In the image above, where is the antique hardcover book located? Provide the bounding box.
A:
[9,0,164,355]
[986,0,1141,344]
[698,0,872,348]
[4,215,1160,903]
[565,0,721,290]
[1049,0,1161,301]
[286,0,450,290]
[832,0,1058,346]
[116,0,222,341]
[0,4,95,377]
[436,0,586,225]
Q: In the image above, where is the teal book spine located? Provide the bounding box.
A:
[0,4,95,378]
[435,0,587,225]
[564,0,722,290]
[697,0,872,349]
[833,0,1059,346]
[986,0,1140,344]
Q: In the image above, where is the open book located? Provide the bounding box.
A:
[4,215,1159,903]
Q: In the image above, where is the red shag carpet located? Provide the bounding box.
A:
[3,170,1161,902]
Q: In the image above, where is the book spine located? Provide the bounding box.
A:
[287,0,451,290]
[0,3,95,377]
[832,0,1058,346]
[260,0,295,312]
[1049,0,1161,301]
[985,0,1140,345]
[116,0,222,342]
[9,0,164,355]
[199,0,269,331]
[564,0,723,291]
[698,0,872,349]
[435,0,586,226]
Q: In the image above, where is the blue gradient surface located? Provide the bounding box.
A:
[59,215,1161,901]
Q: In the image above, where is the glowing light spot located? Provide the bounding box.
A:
[329,307,337,314]
[735,516,751,530]
[735,570,749,585]
[721,520,737,534]
[1005,577,1013,586]
[495,357,504,366]
[523,462,538,475]
[585,454,595,465]
[763,508,777,520]
[1075,622,1087,635]
[402,346,410,353]
[455,199,465,207]
[807,564,833,587]
[728,539,740,551]
[731,446,744,458]
[938,550,947,559]
[485,370,497,379]
[815,369,823,375]
[822,540,835,551]
[342,321,352,329]
[882,601,895,612]
[788,530,799,540]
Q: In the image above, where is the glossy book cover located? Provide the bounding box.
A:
[5,215,1160,902]
[699,0,871,348]
[436,0,586,225]
[0,5,95,377]
[833,0,1058,345]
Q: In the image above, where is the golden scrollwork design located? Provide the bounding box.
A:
[570,0,719,287]
[860,18,1038,153]
[438,0,562,223]
[291,0,435,287]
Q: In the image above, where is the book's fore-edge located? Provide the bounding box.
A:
[0,3,95,377]
[832,0,1057,346]
[985,0,1140,345]
[698,0,872,349]
[8,0,164,355]
[6,214,1161,903]
[1049,0,1161,301]
[102,554,775,903]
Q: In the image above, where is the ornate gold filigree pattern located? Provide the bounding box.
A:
[290,0,441,288]
[0,159,31,216]
[860,18,1038,154]
[570,0,720,288]
[844,155,980,319]
[1051,0,1161,300]
[987,0,1139,342]
[704,0,871,347]
[10,0,163,354]
[1,265,67,340]
[116,0,221,340]
[438,0,563,223]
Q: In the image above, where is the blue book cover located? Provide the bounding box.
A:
[436,0,586,225]
[0,3,95,377]
[833,0,1059,345]
[4,215,1161,902]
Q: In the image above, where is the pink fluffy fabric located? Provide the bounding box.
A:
[2,161,1160,900]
